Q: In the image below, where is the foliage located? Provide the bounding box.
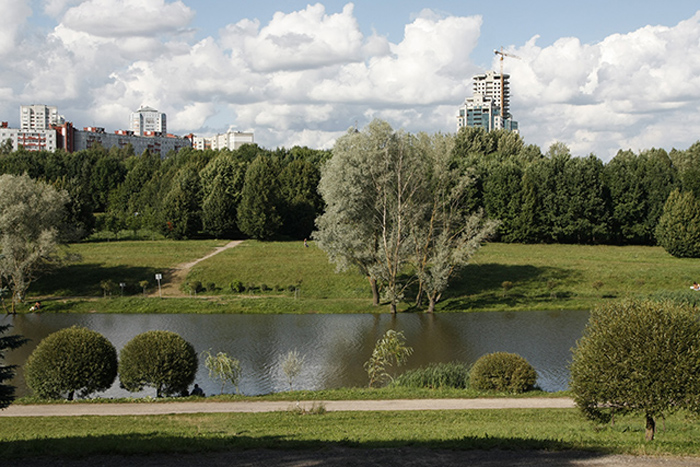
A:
[203,350,242,395]
[278,159,322,239]
[281,349,305,391]
[0,324,28,409]
[364,330,413,387]
[24,326,117,400]
[237,155,282,240]
[316,121,498,312]
[118,330,198,398]
[655,189,700,257]
[200,154,247,238]
[0,174,70,313]
[392,362,469,389]
[570,300,700,441]
[469,352,537,394]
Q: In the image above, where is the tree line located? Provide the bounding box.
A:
[0,142,330,241]
[2,125,700,247]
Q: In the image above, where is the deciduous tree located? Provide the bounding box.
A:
[0,174,69,313]
[570,300,700,441]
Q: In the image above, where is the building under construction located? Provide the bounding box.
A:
[457,70,519,133]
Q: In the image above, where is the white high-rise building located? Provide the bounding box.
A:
[130,105,167,136]
[20,105,63,130]
[457,71,518,133]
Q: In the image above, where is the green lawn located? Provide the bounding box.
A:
[26,240,700,313]
[2,409,700,459]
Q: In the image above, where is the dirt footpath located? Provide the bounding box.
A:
[0,398,576,417]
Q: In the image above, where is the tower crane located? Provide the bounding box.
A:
[494,47,520,121]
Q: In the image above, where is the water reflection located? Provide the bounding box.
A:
[3,310,589,398]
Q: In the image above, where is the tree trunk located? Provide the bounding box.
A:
[645,413,655,441]
[369,277,379,306]
[389,301,397,314]
[427,296,436,314]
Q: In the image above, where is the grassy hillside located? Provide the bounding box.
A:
[27,240,700,314]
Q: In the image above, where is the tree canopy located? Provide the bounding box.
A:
[570,300,700,441]
[0,174,69,313]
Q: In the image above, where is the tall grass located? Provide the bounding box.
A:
[392,362,470,389]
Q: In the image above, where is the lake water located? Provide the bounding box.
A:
[2,310,590,398]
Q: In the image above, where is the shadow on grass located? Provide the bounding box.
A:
[439,263,576,311]
[31,264,159,297]
[1,433,611,465]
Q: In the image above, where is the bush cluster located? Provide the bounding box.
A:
[25,328,198,400]
[469,352,537,394]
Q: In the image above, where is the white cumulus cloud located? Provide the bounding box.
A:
[61,0,194,37]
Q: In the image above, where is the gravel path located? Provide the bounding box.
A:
[0,397,575,417]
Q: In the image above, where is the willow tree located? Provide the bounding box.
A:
[316,121,497,313]
[315,120,427,312]
[0,174,69,313]
[411,132,498,312]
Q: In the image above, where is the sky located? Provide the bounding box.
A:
[3,1,700,160]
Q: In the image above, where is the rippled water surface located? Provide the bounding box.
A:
[4,310,590,398]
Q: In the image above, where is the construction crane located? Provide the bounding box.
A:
[494,47,520,121]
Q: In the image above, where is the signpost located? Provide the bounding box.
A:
[155,273,162,298]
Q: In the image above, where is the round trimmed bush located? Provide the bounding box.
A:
[469,352,537,394]
[118,330,197,398]
[24,326,118,400]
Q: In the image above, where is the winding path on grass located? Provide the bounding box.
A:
[157,240,242,297]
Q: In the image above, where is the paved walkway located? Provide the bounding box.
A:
[0,397,575,417]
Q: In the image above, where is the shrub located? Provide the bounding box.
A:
[570,300,700,441]
[656,189,700,258]
[364,330,413,388]
[392,362,470,389]
[119,330,198,398]
[206,282,216,292]
[24,326,117,400]
[0,324,28,409]
[469,352,536,394]
[188,281,203,294]
[260,283,270,292]
[230,280,244,293]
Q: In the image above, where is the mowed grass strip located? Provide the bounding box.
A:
[31,240,230,297]
[29,240,700,313]
[2,409,700,458]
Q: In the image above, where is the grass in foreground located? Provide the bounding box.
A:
[27,240,700,313]
[2,409,700,459]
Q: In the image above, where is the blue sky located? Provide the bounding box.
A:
[4,1,700,159]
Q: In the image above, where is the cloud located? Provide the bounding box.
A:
[0,0,32,55]
[224,3,365,72]
[60,0,194,37]
[4,2,700,160]
[507,11,700,159]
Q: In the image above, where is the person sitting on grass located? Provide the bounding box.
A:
[691,282,700,291]
[190,383,205,397]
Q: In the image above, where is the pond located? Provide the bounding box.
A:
[3,310,590,398]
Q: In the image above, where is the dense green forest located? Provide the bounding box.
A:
[1,126,699,246]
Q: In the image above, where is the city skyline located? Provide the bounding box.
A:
[3,1,700,160]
